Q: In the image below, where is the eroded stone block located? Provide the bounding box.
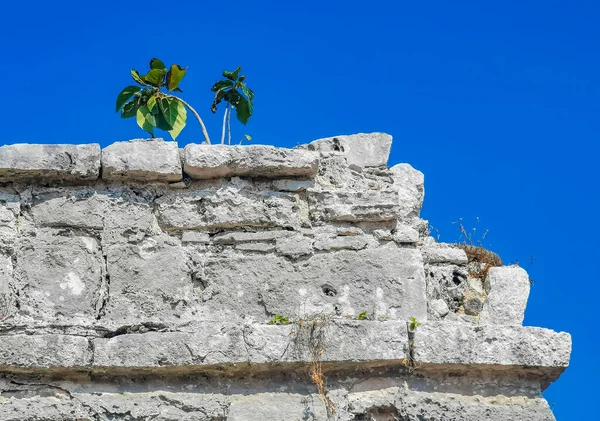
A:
[480,266,531,325]
[302,132,392,167]
[102,139,182,182]
[0,143,100,182]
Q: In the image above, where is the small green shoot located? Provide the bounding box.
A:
[268,314,290,325]
[356,311,368,320]
[408,316,421,332]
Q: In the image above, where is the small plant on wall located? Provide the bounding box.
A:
[115,58,212,143]
[211,66,254,144]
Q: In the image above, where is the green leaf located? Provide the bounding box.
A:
[167,99,187,139]
[144,69,167,87]
[147,95,158,114]
[155,113,174,131]
[149,58,166,70]
[211,89,227,113]
[238,75,246,83]
[241,84,254,101]
[116,86,140,112]
[121,99,139,119]
[235,96,252,125]
[211,79,234,92]
[157,97,179,127]
[136,106,156,136]
[222,66,241,81]
[166,64,187,91]
[131,69,147,86]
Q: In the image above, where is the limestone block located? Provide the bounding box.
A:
[422,243,468,264]
[183,144,319,179]
[181,231,211,244]
[101,139,182,182]
[201,246,427,321]
[0,334,91,369]
[30,191,106,230]
[101,237,193,324]
[480,266,531,325]
[429,298,450,319]
[0,205,17,253]
[392,224,419,243]
[390,163,425,220]
[156,187,305,230]
[212,230,293,244]
[0,143,100,182]
[14,229,104,321]
[302,132,393,167]
[414,322,571,370]
[93,328,246,368]
[308,189,400,223]
[313,235,368,251]
[228,393,327,421]
[275,234,313,258]
[0,395,93,421]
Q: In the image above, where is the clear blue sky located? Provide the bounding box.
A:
[1,1,596,418]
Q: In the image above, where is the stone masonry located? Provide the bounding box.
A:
[0,133,571,420]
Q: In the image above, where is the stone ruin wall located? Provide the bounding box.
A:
[0,133,571,420]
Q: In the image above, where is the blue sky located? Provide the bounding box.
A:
[1,0,597,417]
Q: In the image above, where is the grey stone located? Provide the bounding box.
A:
[0,143,100,182]
[422,243,468,264]
[235,242,275,252]
[430,298,449,318]
[181,231,211,244]
[390,163,425,220]
[392,224,419,243]
[313,235,368,251]
[183,144,319,179]
[373,229,393,241]
[308,189,400,223]
[156,187,306,231]
[270,179,315,192]
[101,139,182,182]
[464,297,484,315]
[480,266,531,325]
[425,264,469,314]
[14,229,104,322]
[302,132,392,167]
[414,322,571,370]
[100,236,193,324]
[0,334,91,369]
[213,230,293,244]
[228,393,326,421]
[275,235,313,258]
[201,246,427,321]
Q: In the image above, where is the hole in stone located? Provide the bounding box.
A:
[332,138,345,152]
[452,270,465,286]
[321,284,337,297]
[334,304,342,315]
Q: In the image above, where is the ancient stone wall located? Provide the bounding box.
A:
[0,133,571,420]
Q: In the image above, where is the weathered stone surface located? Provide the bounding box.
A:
[101,139,182,182]
[313,235,368,251]
[156,186,306,230]
[181,231,210,244]
[100,236,192,324]
[202,246,426,321]
[0,143,100,181]
[0,334,91,369]
[183,144,319,179]
[422,243,468,264]
[228,393,326,421]
[275,234,313,258]
[213,230,293,244]
[390,163,425,220]
[414,322,571,370]
[480,266,531,325]
[392,224,419,243]
[14,229,104,322]
[302,132,392,167]
[429,298,450,319]
[308,189,400,222]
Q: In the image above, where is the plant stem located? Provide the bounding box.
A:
[221,105,228,144]
[171,96,211,144]
[228,106,232,145]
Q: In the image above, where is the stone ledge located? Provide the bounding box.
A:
[0,144,100,182]
[182,144,319,180]
[101,139,182,182]
[0,322,570,380]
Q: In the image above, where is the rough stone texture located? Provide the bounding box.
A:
[302,132,392,167]
[0,143,100,181]
[183,144,319,179]
[101,139,182,182]
[480,266,531,325]
[0,135,570,421]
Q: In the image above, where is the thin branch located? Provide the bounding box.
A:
[169,96,211,144]
[221,105,228,144]
[228,106,232,145]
